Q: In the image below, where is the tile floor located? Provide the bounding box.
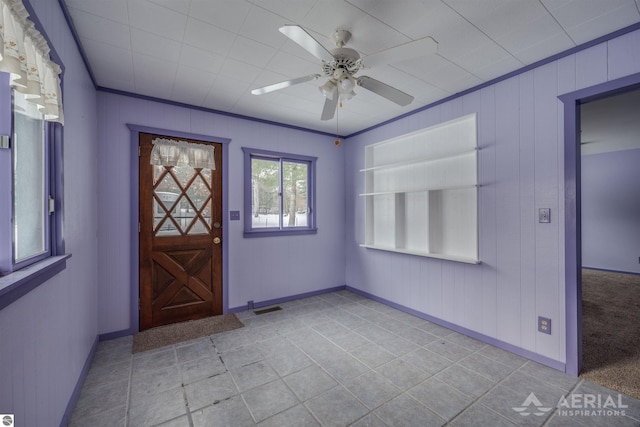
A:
[69,290,640,426]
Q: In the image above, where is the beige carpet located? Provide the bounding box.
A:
[133,314,244,353]
[580,268,640,400]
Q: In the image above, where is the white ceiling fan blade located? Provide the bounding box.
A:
[321,96,338,121]
[357,76,414,106]
[279,25,334,63]
[362,36,438,69]
[251,74,321,95]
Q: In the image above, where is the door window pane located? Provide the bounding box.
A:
[13,91,46,262]
[153,164,213,236]
[154,166,181,235]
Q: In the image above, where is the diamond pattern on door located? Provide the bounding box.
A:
[152,164,213,236]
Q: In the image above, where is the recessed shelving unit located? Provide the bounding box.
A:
[360,113,479,264]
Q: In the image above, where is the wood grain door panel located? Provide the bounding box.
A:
[139,133,222,330]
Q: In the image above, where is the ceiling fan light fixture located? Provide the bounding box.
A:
[319,80,337,100]
[340,90,356,101]
[339,75,356,92]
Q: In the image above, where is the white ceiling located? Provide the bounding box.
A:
[63,0,640,136]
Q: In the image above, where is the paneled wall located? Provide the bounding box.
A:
[96,93,346,334]
[0,0,99,424]
[345,28,640,365]
[582,148,640,274]
[1,3,639,423]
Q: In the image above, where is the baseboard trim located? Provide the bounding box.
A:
[59,335,99,427]
[228,285,347,313]
[99,327,135,341]
[582,266,640,276]
[345,286,566,373]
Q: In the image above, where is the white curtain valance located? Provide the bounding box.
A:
[151,138,216,170]
[0,0,63,123]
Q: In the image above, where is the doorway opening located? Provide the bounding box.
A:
[560,72,640,379]
[578,89,640,399]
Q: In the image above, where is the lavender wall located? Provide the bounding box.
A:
[0,1,99,425]
[96,93,346,334]
[344,28,640,366]
[1,6,637,425]
[581,148,640,274]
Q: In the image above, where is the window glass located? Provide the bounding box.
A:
[251,158,280,229]
[13,91,46,262]
[282,161,308,228]
[243,148,316,237]
[153,164,213,236]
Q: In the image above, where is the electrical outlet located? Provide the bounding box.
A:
[230,210,240,221]
[538,316,551,334]
[539,208,550,223]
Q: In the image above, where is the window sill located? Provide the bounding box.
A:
[0,254,71,310]
[244,228,318,238]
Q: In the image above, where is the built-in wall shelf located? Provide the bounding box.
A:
[361,113,479,264]
[360,184,478,197]
[359,148,478,173]
[359,244,481,264]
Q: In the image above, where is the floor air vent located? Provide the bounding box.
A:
[253,306,282,315]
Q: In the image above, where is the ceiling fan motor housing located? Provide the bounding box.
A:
[322,47,361,76]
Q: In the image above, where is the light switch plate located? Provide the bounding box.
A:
[539,208,550,223]
[230,210,240,221]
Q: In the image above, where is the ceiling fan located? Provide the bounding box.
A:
[251,25,438,121]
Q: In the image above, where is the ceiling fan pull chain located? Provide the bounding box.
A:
[334,101,342,147]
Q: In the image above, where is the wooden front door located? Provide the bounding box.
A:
[139,132,223,330]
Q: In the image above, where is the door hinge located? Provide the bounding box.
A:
[138,222,141,233]
[138,146,141,157]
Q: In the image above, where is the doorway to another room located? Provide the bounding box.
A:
[578,89,640,400]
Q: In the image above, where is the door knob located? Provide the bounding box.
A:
[213,237,221,244]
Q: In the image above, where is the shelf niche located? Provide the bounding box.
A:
[360,113,479,264]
